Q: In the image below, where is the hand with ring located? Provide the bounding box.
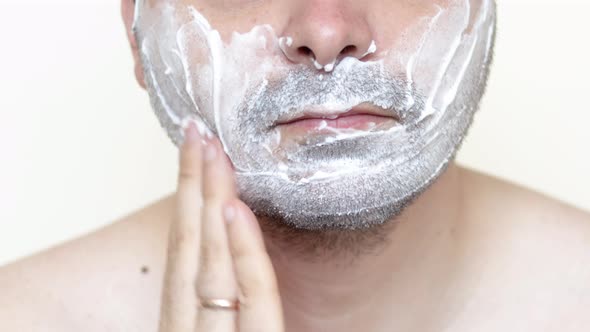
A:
[158,120,285,332]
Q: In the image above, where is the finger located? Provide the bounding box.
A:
[159,120,204,332]
[223,199,285,332]
[196,136,240,331]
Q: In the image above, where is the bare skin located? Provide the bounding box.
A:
[1,160,589,331]
[2,0,590,331]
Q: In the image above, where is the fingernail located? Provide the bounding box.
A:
[223,205,236,224]
[183,121,199,144]
[204,143,217,162]
[195,120,208,137]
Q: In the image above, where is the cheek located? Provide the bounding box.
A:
[173,9,289,130]
[175,0,281,41]
[372,0,475,52]
[371,0,485,105]
[141,3,220,124]
[368,5,433,63]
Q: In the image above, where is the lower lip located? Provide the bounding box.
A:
[277,114,394,131]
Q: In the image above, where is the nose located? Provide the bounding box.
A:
[279,1,375,72]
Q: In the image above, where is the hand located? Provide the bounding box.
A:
[158,120,285,332]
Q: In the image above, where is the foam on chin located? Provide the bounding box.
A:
[132,0,496,229]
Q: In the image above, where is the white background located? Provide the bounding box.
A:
[0,0,589,266]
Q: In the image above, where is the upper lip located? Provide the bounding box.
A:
[275,105,399,126]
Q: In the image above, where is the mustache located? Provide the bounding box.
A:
[238,59,426,130]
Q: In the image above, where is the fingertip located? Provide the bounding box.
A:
[220,146,236,171]
[234,200,260,224]
[225,200,264,243]
[178,122,205,180]
[181,119,200,147]
[223,199,246,222]
[208,138,238,193]
[223,201,237,225]
[180,119,212,162]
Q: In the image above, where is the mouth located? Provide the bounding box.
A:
[275,105,400,131]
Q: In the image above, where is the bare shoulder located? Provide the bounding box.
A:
[461,166,590,256]
[458,166,590,329]
[460,166,590,230]
[0,194,175,332]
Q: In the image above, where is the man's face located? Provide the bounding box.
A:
[132,0,496,230]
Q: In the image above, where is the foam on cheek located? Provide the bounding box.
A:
[133,0,495,185]
[185,8,224,139]
[361,40,378,58]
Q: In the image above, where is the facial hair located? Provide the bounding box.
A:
[138,4,497,238]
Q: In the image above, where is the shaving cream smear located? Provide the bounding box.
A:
[133,0,496,229]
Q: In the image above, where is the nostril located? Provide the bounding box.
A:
[297,46,314,57]
[340,45,357,57]
[292,44,362,66]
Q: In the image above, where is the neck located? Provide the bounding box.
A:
[258,163,467,332]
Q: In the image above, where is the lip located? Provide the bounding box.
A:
[276,107,399,127]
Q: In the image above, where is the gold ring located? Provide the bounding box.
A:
[198,297,240,310]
